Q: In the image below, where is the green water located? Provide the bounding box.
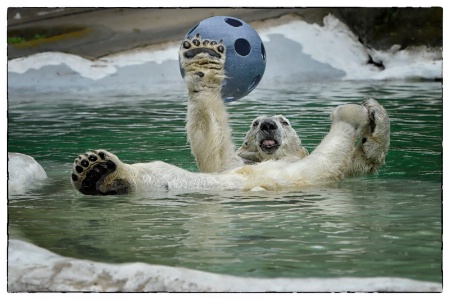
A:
[8,81,442,282]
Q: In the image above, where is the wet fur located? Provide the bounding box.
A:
[71,35,390,195]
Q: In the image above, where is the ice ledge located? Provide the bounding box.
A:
[8,239,442,292]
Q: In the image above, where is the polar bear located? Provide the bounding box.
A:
[182,34,389,175]
[70,35,390,195]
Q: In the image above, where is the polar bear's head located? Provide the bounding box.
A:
[236,115,309,163]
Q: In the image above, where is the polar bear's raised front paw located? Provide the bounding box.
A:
[71,150,132,195]
[360,98,390,167]
[179,34,226,91]
[181,33,225,60]
[180,33,225,62]
[348,99,390,175]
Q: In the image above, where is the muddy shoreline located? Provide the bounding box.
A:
[7,7,442,60]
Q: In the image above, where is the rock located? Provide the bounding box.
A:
[332,7,442,50]
[8,152,47,194]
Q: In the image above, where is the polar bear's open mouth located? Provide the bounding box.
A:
[259,138,280,154]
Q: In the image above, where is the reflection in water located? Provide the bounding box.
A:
[8,81,442,282]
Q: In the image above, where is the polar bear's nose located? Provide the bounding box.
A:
[260,119,278,132]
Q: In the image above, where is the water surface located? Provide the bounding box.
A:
[8,81,442,283]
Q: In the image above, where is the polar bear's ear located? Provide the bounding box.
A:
[275,115,290,127]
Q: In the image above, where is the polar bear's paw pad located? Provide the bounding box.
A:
[180,34,226,74]
[71,150,122,195]
[181,33,225,60]
[180,34,226,91]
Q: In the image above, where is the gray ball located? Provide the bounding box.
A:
[180,16,266,102]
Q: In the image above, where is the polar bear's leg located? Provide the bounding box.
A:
[303,103,370,180]
[71,150,136,195]
[179,34,243,173]
[347,99,390,175]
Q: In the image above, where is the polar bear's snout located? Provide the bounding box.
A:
[257,118,281,154]
[260,119,278,132]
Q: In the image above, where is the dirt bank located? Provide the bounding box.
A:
[7,7,442,60]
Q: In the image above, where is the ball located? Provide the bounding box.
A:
[179,16,266,102]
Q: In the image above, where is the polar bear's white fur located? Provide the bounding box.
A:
[70,35,390,195]
[236,114,309,165]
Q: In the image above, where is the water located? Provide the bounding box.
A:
[7,80,442,283]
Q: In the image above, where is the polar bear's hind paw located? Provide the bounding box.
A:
[71,150,129,195]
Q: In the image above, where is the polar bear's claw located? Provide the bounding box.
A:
[180,35,225,64]
[71,150,129,195]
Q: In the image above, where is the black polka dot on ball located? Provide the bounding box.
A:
[224,18,243,27]
[187,23,199,35]
[234,38,251,56]
[261,43,266,61]
[248,75,261,91]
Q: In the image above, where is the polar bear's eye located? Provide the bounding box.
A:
[252,121,259,127]
[282,121,289,126]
